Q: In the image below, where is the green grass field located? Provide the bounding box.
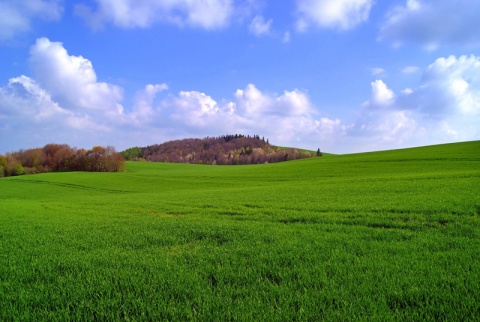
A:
[1,141,479,321]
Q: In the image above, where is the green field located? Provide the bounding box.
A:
[1,141,480,321]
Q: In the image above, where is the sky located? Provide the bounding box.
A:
[1,0,479,154]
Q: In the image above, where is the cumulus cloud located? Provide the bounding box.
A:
[231,85,347,147]
[168,91,223,128]
[0,75,111,152]
[0,0,63,40]
[234,84,314,117]
[354,54,480,152]
[0,37,128,151]
[369,80,395,106]
[296,0,374,31]
[2,38,479,155]
[380,0,480,48]
[29,38,124,114]
[407,55,480,116]
[124,83,351,151]
[0,75,63,120]
[356,109,422,148]
[161,84,333,147]
[349,78,422,150]
[315,118,349,140]
[0,36,343,153]
[75,0,241,30]
[132,84,169,121]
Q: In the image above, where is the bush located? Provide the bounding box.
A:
[15,164,25,176]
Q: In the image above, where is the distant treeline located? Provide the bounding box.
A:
[0,144,125,177]
[122,134,321,165]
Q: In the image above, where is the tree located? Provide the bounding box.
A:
[121,147,143,160]
[104,146,125,172]
[0,144,125,177]
[118,134,316,166]
[43,144,74,171]
[4,155,24,176]
[69,149,87,171]
[0,154,5,178]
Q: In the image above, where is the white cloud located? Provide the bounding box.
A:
[234,84,314,117]
[2,37,337,152]
[75,0,240,30]
[408,55,480,116]
[153,83,341,150]
[1,39,479,155]
[29,38,124,114]
[369,80,395,106]
[316,118,349,140]
[168,91,222,128]
[0,0,63,40]
[0,37,129,151]
[132,84,169,121]
[350,54,480,152]
[380,0,480,48]
[248,16,292,43]
[249,15,273,36]
[0,75,63,120]
[230,85,343,148]
[1,49,342,152]
[362,110,421,144]
[0,75,111,152]
[296,0,374,31]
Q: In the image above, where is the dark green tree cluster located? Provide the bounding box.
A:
[0,144,125,178]
[121,146,144,161]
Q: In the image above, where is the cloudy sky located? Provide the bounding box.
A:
[1,0,479,154]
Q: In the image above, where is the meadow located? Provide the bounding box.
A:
[1,141,479,321]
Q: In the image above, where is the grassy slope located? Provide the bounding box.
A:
[1,141,479,320]
[272,145,335,156]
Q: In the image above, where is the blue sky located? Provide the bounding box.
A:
[1,0,479,154]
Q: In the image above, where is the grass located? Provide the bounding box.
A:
[273,145,333,156]
[1,140,479,320]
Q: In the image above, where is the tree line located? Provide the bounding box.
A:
[0,144,125,178]
[122,134,321,165]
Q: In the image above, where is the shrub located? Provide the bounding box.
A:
[15,164,25,176]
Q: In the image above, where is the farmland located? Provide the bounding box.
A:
[1,141,479,320]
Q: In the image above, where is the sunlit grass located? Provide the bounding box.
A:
[1,141,479,320]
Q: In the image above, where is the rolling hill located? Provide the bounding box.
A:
[0,141,479,320]
[121,134,318,165]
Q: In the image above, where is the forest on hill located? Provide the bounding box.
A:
[0,144,125,177]
[122,134,321,165]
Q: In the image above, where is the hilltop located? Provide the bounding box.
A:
[121,134,321,165]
